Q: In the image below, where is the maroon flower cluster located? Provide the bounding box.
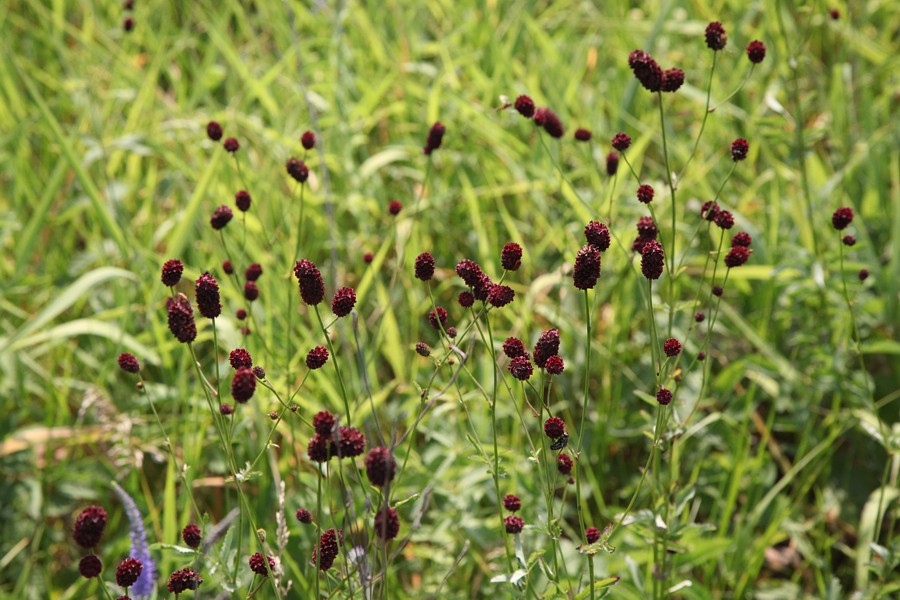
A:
[663,338,682,357]
[161,259,183,287]
[182,524,201,548]
[235,190,251,212]
[637,184,655,204]
[544,416,566,440]
[374,507,400,540]
[488,284,515,308]
[501,243,522,271]
[428,306,448,330]
[503,494,521,512]
[210,205,233,230]
[296,508,313,524]
[74,505,107,549]
[657,388,673,405]
[508,355,533,381]
[249,552,275,577]
[731,138,749,161]
[514,95,535,118]
[115,558,143,589]
[533,328,560,369]
[705,21,728,50]
[573,245,602,290]
[641,240,665,280]
[195,273,221,319]
[423,122,445,154]
[167,568,202,593]
[331,287,357,317]
[534,107,565,138]
[631,216,659,253]
[223,137,240,153]
[832,207,854,230]
[415,252,436,281]
[606,152,619,175]
[574,128,592,141]
[312,528,343,570]
[306,346,329,369]
[301,130,316,150]
[79,555,102,578]
[206,121,223,141]
[231,367,256,403]
[294,259,325,305]
[611,132,631,151]
[746,40,766,64]
[724,245,751,268]
[118,353,140,373]
[166,293,197,343]
[628,50,663,92]
[365,447,397,487]
[504,515,525,534]
[286,157,309,183]
[229,347,252,369]
[584,221,611,252]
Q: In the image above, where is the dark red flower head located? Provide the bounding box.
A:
[249,552,275,577]
[210,205,233,230]
[74,505,108,549]
[858,268,869,281]
[832,207,853,230]
[206,121,223,141]
[219,403,234,415]
[195,273,221,319]
[311,528,343,571]
[731,232,752,247]
[286,157,309,183]
[161,259,184,287]
[166,293,197,343]
[123,17,134,31]
[423,122,446,155]
[388,200,402,215]
[628,50,664,92]
[365,447,397,487]
[584,221,611,252]
[573,245,602,290]
[508,355,534,381]
[663,338,682,357]
[116,558,143,588]
[503,337,527,359]
[731,138,749,161]
[296,508,313,524]
[167,568,202,593]
[611,132,632,151]
[724,246,751,268]
[544,416,566,439]
[641,240,665,280]
[243,281,259,302]
[557,453,573,475]
[712,285,724,297]
[307,434,331,462]
[332,426,366,458]
[544,355,565,375]
[415,252,436,281]
[118,353,140,373]
[501,243,523,271]
[245,263,262,281]
[363,252,374,264]
[223,137,240,153]
[488,284,515,308]
[313,411,336,436]
[746,40,766,64]
[455,260,484,287]
[533,328,560,368]
[714,210,735,230]
[301,130,316,150]
[79,555,103,578]
[574,128,592,141]
[223,260,234,275]
[606,151,619,175]
[458,291,475,308]
[701,201,720,221]
[514,95,535,118]
[293,259,325,305]
[331,287,357,317]
[842,235,856,246]
[415,342,431,356]
[231,367,256,403]
[504,515,525,534]
[637,216,658,239]
[829,8,840,20]
[252,366,265,380]
[428,306,449,330]
[182,524,201,548]
[374,507,400,540]
[585,527,601,544]
[503,494,522,512]
[637,184,655,204]
[705,22,727,50]
[229,348,252,369]
[235,190,251,212]
[657,388,673,405]
[306,346,329,370]
[535,107,565,138]
[661,68,685,92]
[695,311,705,322]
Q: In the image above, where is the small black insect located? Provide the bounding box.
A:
[550,433,569,451]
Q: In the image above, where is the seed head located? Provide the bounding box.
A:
[858,268,869,281]
[116,558,143,588]
[252,366,265,379]
[166,294,197,343]
[501,242,523,271]
[210,205,233,230]
[731,138,749,161]
[637,184,655,204]
[229,348,252,369]
[182,524,201,549]
[502,337,527,359]
[235,190,251,212]
[423,122,446,155]
[223,137,240,153]
[832,207,853,230]
[544,416,566,439]
[628,49,664,92]
[714,210,735,230]
[574,128,592,141]
[223,260,234,275]
[712,285,724,297]
[705,22,727,50]
[455,259,484,287]
[514,95,535,118]
[415,252,436,281]
[286,157,309,183]
[701,201,720,221]
[488,284,515,308]
[695,311,705,322]
[724,246,751,268]
[557,453,573,475]
[661,68,685,92]
[374,507,400,540]
[313,411,336,435]
[231,367,256,403]
[573,245,602,290]
[301,130,316,150]
[219,403,234,415]
[606,151,619,175]
[118,353,140,373]
[641,240,665,280]
[544,355,565,375]
[311,529,343,570]
[79,555,103,578]
[842,235,856,246]
[331,287,357,317]
[585,527,601,544]
[533,329,560,368]
[74,505,108,549]
[611,132,631,151]
[535,107,565,138]
[746,40,766,63]
[472,273,494,301]
[388,200,402,215]
[504,515,525,534]
[415,342,431,356]
[195,273,221,319]
[584,221,611,252]
[167,568,202,593]
[332,426,366,458]
[161,259,184,287]
[503,494,522,512]
[428,306,448,330]
[296,508,313,524]
[206,121,223,141]
[365,447,397,487]
[293,259,325,305]
[663,338,682,357]
[307,434,332,462]
[657,388,673,405]
[240,281,258,302]
[249,552,275,577]
[458,291,475,308]
[731,232,752,247]
[306,346,329,370]
[508,355,534,381]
